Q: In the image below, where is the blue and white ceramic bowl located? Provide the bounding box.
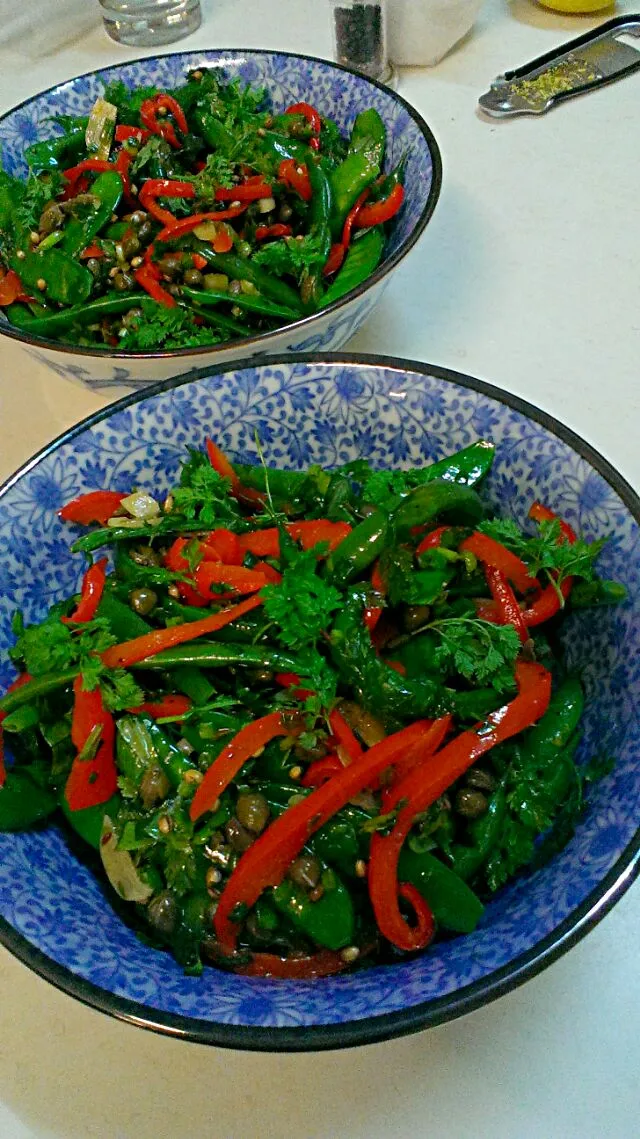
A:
[0,354,638,1051]
[0,51,440,392]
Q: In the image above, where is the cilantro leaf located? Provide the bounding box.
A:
[170,448,242,527]
[430,618,521,693]
[188,152,235,200]
[260,546,341,650]
[16,171,63,231]
[480,518,607,589]
[252,233,325,282]
[117,300,218,352]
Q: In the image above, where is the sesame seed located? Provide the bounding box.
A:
[163,493,174,512]
[167,584,180,599]
[30,231,40,244]
[355,859,367,878]
[36,278,47,291]
[183,769,203,785]
[158,815,172,835]
[16,249,25,260]
[308,885,324,902]
[130,255,143,269]
[289,765,302,781]
[193,70,203,80]
[109,266,119,278]
[206,866,222,889]
[231,200,242,209]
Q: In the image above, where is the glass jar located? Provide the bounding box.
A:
[328,1,394,85]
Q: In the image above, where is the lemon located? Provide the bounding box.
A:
[536,0,615,12]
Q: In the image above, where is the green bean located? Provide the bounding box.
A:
[196,249,303,312]
[133,641,299,673]
[181,285,299,322]
[0,670,77,715]
[392,481,484,539]
[325,509,387,587]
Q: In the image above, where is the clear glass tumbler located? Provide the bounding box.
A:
[99,0,202,47]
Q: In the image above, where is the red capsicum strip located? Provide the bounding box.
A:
[164,537,208,607]
[529,501,577,544]
[59,490,126,525]
[0,674,32,787]
[62,558,108,625]
[190,711,299,821]
[300,753,344,788]
[138,178,196,226]
[205,438,266,508]
[129,694,192,719]
[115,125,151,143]
[213,717,446,954]
[328,707,363,765]
[194,562,268,600]
[237,520,351,560]
[342,189,370,248]
[277,159,312,202]
[483,565,529,644]
[133,264,176,307]
[215,181,272,202]
[155,204,248,243]
[255,223,292,242]
[101,595,263,670]
[460,532,537,594]
[322,243,346,278]
[237,949,351,978]
[139,94,188,149]
[285,101,322,148]
[355,183,405,228]
[368,661,551,952]
[200,528,243,565]
[364,561,385,633]
[65,678,117,811]
[62,158,112,183]
[274,672,313,700]
[0,270,28,306]
[415,525,450,556]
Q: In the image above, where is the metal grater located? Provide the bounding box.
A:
[478,13,640,118]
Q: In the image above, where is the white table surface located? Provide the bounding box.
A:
[0,1,639,1135]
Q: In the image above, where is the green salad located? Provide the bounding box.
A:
[0,69,404,351]
[0,439,624,978]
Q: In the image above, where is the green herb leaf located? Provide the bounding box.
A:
[260,547,341,650]
[170,447,242,527]
[430,618,521,693]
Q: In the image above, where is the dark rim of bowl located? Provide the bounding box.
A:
[0,48,442,361]
[0,351,638,1052]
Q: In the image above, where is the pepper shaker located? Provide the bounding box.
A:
[328,1,396,86]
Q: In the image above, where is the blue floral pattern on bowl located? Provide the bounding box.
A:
[0,52,440,391]
[0,355,638,1050]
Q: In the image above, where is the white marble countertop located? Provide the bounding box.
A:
[0,1,638,1136]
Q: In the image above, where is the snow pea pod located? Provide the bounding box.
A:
[325,509,387,587]
[25,126,87,172]
[413,441,495,489]
[0,769,57,831]
[181,285,299,322]
[570,579,627,608]
[8,246,93,306]
[322,227,385,305]
[121,715,197,788]
[520,678,584,767]
[301,158,333,311]
[61,170,123,258]
[398,847,484,932]
[392,481,484,539]
[197,248,304,312]
[9,294,143,339]
[348,109,386,168]
[272,868,355,951]
[0,670,77,715]
[313,816,362,878]
[329,152,380,239]
[60,794,122,849]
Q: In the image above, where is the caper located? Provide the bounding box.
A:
[228,279,242,296]
[147,890,179,936]
[129,545,161,566]
[288,854,322,890]
[129,586,158,615]
[236,792,270,835]
[403,605,432,633]
[159,253,184,278]
[121,233,141,260]
[129,210,147,226]
[203,273,229,291]
[167,283,181,297]
[236,240,252,259]
[465,767,496,793]
[137,220,153,242]
[86,258,102,277]
[455,788,488,819]
[39,200,64,235]
[278,203,293,223]
[113,271,134,292]
[184,268,204,287]
[224,817,254,853]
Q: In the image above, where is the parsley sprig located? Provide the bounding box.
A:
[429,617,521,693]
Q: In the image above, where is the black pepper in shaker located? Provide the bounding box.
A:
[329,1,394,84]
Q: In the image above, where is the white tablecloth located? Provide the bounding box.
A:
[0,2,638,1136]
